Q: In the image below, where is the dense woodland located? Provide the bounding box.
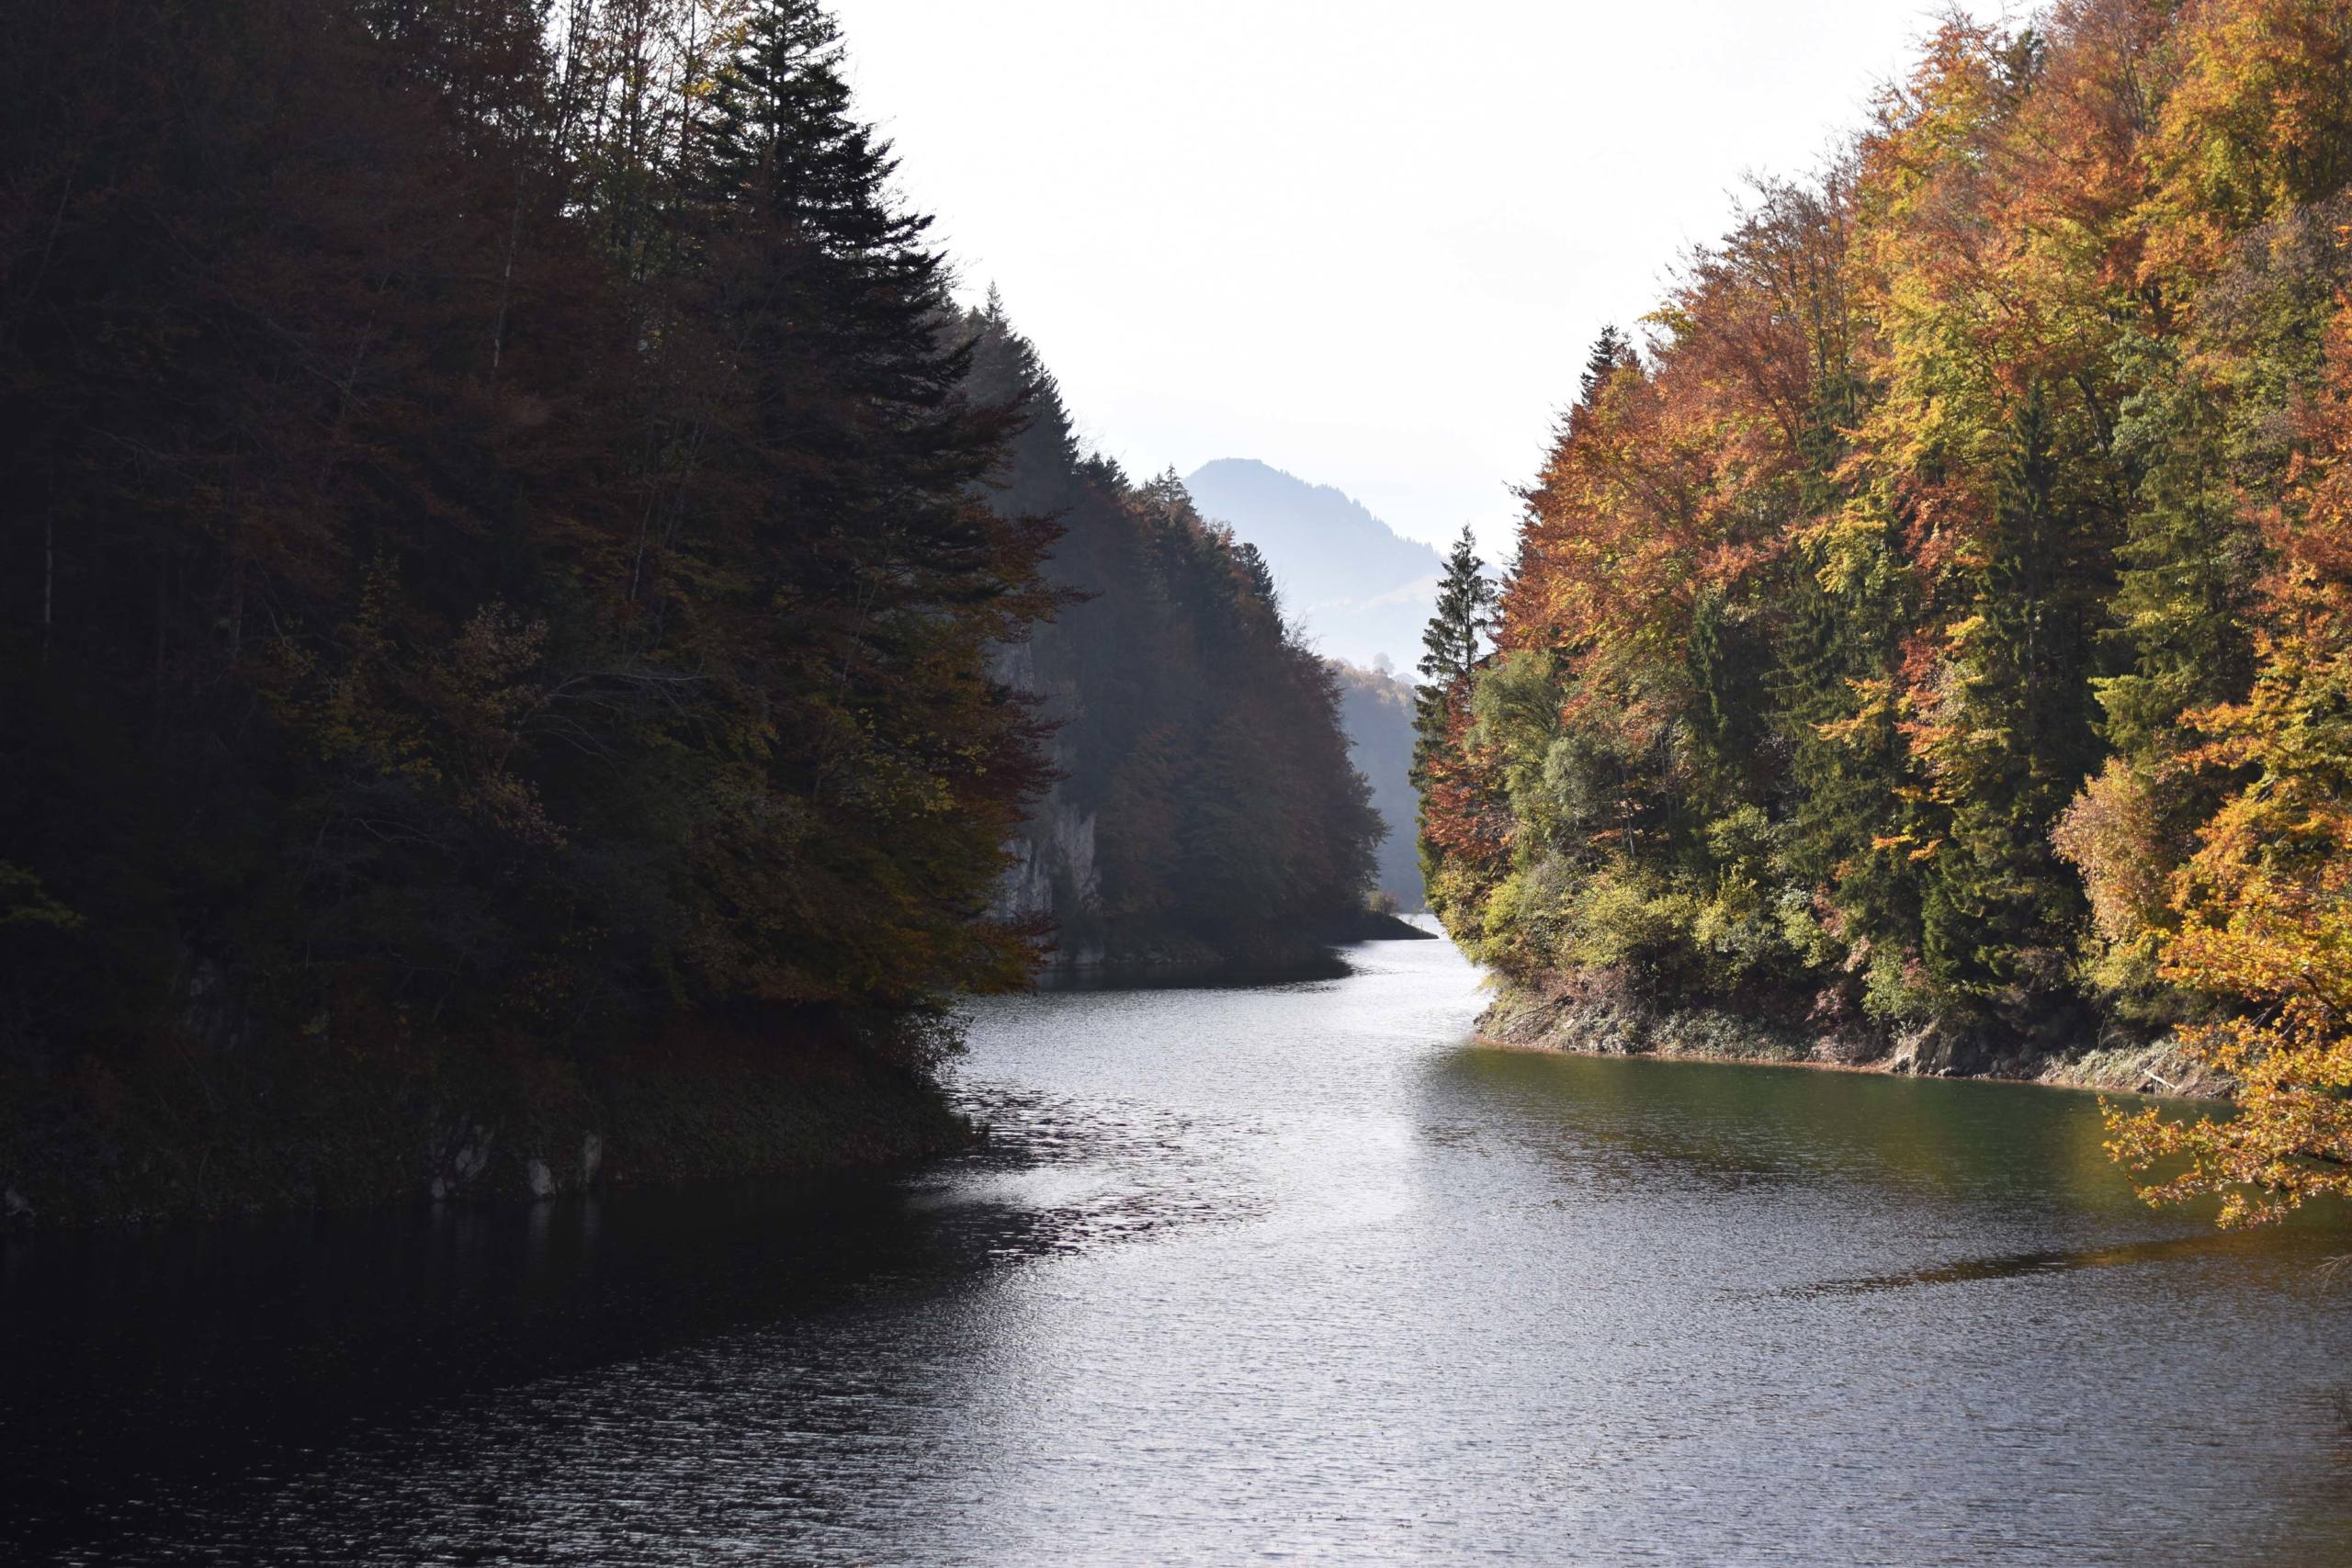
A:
[969,310,1380,966]
[0,0,1379,1186]
[1418,0,2352,1223]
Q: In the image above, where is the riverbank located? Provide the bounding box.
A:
[1,919,1435,1229]
[1476,977,2234,1099]
[1036,911,1437,986]
[0,1019,970,1229]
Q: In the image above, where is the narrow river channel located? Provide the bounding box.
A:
[6,932,2351,1563]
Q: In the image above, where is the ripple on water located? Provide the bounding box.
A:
[906,1084,1276,1260]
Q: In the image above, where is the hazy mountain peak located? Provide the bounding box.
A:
[1183,459,1442,671]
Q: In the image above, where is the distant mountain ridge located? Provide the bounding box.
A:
[1182,458,1442,671]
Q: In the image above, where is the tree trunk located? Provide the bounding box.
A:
[41,513,53,665]
[491,168,524,381]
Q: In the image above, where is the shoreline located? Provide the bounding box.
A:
[1034,916,1435,987]
[0,1023,971,1231]
[1467,1029,2226,1101]
[1473,979,2233,1101]
[0,931,1420,1232]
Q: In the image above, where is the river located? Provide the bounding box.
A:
[6,933,2351,1564]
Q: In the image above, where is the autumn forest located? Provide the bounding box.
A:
[5,0,2352,1239]
[14,0,2352,1560]
[1416,0,2352,1225]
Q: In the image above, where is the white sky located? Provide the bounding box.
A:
[835,0,1988,558]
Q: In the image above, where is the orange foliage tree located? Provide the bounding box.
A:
[1430,0,2352,1213]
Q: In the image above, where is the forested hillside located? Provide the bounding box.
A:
[0,0,1375,1217]
[1419,0,2352,1221]
[969,311,1382,968]
[1330,660,1425,911]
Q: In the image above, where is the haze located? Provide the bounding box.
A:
[837,0,1983,556]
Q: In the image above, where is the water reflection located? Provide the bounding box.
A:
[1756,1229,2274,1299]
[1429,1044,2165,1211]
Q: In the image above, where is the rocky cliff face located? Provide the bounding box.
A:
[995,790,1104,966]
[970,322,1385,973]
[991,642,1105,967]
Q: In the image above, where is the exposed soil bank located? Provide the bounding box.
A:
[0,1022,969,1229]
[1476,977,2234,1100]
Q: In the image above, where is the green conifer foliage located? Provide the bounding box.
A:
[1414,526,1498,758]
[0,0,1055,1074]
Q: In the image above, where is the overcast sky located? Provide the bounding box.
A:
[834,1,1987,557]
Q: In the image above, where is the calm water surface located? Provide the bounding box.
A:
[6,935,2351,1564]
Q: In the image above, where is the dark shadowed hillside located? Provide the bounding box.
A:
[969,310,1382,970]
[1183,459,1442,671]
[0,0,1056,1219]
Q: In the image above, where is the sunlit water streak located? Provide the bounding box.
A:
[5,935,2349,1563]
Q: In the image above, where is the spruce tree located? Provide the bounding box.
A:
[2095,335,2259,760]
[1419,528,1497,693]
[654,0,1059,1004]
[1413,525,1498,776]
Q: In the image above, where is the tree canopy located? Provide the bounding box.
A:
[0,0,1376,1094]
[1418,0,2352,1224]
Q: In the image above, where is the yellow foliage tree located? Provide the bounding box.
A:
[2107,279,2352,1224]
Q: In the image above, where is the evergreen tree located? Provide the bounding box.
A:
[1577,324,1631,410]
[1411,525,1499,908]
[962,310,1381,964]
[1415,525,1498,739]
[0,0,1066,1084]
[2096,341,2261,761]
[642,0,1060,1004]
[1390,0,2352,1215]
[1917,389,2106,1012]
[701,1,881,243]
